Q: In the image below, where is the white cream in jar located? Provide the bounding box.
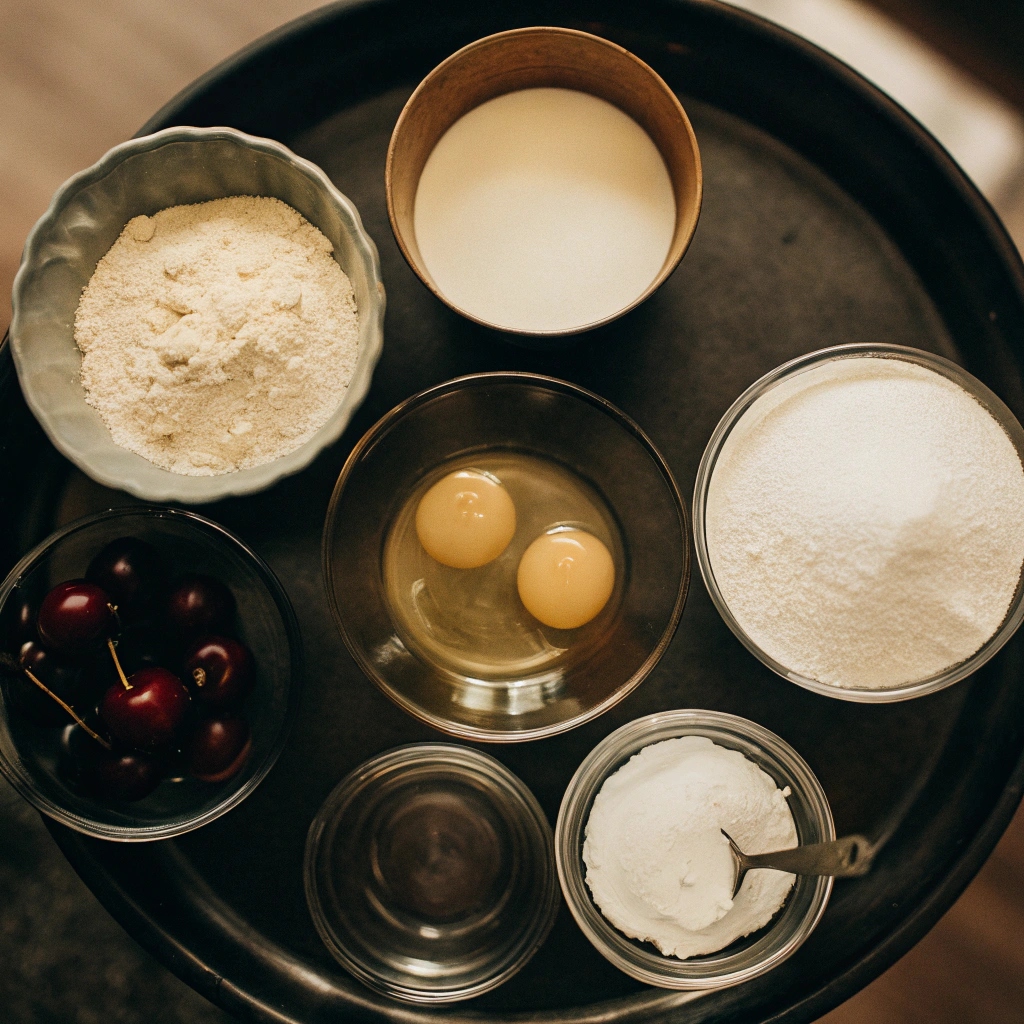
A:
[582,736,797,959]
[413,87,676,333]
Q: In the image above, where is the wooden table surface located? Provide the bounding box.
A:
[1,2,1023,1022]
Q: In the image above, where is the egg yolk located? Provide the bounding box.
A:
[517,528,615,630]
[415,470,517,568]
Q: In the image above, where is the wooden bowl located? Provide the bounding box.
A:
[386,26,703,343]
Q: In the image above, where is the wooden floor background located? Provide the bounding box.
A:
[2,2,1023,1022]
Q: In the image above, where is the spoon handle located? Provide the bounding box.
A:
[743,834,874,878]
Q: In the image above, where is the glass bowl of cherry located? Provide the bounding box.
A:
[0,506,302,840]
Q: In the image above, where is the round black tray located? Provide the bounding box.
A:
[3,0,1024,1021]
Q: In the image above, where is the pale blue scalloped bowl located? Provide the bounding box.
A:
[10,126,385,504]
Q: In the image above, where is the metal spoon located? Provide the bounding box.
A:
[721,830,874,898]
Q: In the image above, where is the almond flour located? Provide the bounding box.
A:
[74,195,359,476]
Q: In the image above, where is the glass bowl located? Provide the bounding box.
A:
[303,743,558,1003]
[10,126,385,504]
[322,372,690,742]
[693,343,1024,703]
[0,506,302,841]
[555,709,834,990]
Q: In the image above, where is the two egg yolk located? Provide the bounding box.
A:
[415,471,614,629]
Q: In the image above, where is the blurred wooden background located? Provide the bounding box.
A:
[1,2,1023,1022]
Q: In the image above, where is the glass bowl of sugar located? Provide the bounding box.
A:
[693,343,1024,702]
[555,709,835,990]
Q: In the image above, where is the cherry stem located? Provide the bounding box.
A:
[107,638,132,690]
[192,667,206,688]
[22,668,111,750]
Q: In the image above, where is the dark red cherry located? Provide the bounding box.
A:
[5,592,37,650]
[90,748,163,802]
[99,667,190,750]
[9,641,86,726]
[185,714,251,783]
[37,581,114,656]
[184,636,254,708]
[86,537,167,622]
[165,575,235,642]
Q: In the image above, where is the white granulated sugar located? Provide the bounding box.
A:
[74,196,359,476]
[706,356,1024,689]
[583,736,796,959]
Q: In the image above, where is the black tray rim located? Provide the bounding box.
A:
[27,0,1024,1021]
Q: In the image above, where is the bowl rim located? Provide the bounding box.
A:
[9,124,386,504]
[0,505,304,842]
[321,370,692,742]
[692,342,1024,703]
[303,741,559,1003]
[385,25,703,340]
[554,708,835,989]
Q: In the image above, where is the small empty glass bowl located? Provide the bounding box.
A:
[0,506,302,841]
[692,343,1024,702]
[322,372,689,742]
[555,710,834,990]
[304,743,558,1003]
